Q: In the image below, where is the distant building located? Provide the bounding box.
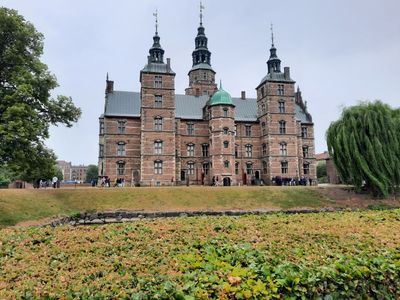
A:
[316,151,340,184]
[98,14,316,186]
[57,161,89,182]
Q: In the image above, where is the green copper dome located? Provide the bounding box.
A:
[210,81,234,106]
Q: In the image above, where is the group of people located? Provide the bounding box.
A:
[34,177,60,189]
[272,176,314,186]
[99,176,125,187]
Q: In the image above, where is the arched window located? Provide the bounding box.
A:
[154,116,163,131]
[279,120,286,134]
[280,142,287,156]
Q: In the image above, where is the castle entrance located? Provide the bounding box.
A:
[223,177,231,186]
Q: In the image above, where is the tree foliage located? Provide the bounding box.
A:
[326,101,400,197]
[0,8,81,181]
[85,165,98,183]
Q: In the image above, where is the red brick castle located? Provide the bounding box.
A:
[98,12,316,186]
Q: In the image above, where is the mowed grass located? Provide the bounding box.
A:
[1,210,399,298]
[0,186,332,227]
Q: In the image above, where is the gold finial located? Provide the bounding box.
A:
[200,1,205,25]
[153,9,158,34]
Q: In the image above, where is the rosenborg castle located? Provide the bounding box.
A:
[98,16,316,186]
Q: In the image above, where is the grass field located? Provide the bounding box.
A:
[0,186,336,227]
[1,209,399,298]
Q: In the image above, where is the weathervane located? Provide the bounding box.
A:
[270,23,274,47]
[153,9,158,34]
[200,1,205,25]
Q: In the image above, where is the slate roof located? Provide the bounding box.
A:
[104,90,311,123]
[141,63,175,74]
[259,72,295,86]
[189,63,215,73]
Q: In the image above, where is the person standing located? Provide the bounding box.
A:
[52,176,58,189]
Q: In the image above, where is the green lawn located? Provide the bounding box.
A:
[1,210,399,298]
[0,186,334,227]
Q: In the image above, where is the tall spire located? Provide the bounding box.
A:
[148,10,164,63]
[267,24,281,73]
[200,1,204,26]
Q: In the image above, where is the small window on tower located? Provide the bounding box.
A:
[261,86,265,97]
[223,108,228,117]
[154,76,162,88]
[155,95,163,108]
[223,141,229,148]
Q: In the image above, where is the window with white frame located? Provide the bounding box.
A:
[154,140,163,154]
[155,95,163,108]
[279,101,285,113]
[117,142,126,156]
[301,126,308,138]
[99,120,105,134]
[245,144,253,158]
[202,144,209,157]
[154,75,162,88]
[280,142,287,156]
[187,162,195,175]
[245,125,252,137]
[117,161,125,175]
[262,144,267,156]
[154,160,163,174]
[246,162,253,174]
[279,120,286,134]
[187,144,195,156]
[117,120,126,134]
[187,123,194,135]
[154,117,163,131]
[278,84,284,95]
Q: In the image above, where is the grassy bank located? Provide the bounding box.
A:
[0,186,333,227]
[1,210,399,298]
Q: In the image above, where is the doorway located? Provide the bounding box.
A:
[223,177,231,186]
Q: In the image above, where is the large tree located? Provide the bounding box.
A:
[85,165,98,183]
[0,8,81,180]
[326,101,400,197]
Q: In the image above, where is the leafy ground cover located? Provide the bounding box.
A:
[1,209,399,299]
[0,186,333,227]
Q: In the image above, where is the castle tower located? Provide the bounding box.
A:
[185,2,217,97]
[208,82,236,186]
[140,12,176,186]
[256,26,298,183]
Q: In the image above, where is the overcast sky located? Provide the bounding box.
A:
[3,0,400,165]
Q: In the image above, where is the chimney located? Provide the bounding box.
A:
[284,67,290,80]
[166,58,171,72]
[105,79,114,94]
[241,91,246,100]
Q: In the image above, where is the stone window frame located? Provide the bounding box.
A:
[154,75,162,88]
[303,161,310,175]
[262,143,267,156]
[301,126,308,138]
[223,127,229,135]
[245,144,253,158]
[154,95,163,108]
[246,162,253,175]
[235,162,239,175]
[223,141,229,148]
[154,116,163,131]
[245,125,252,137]
[154,160,163,174]
[187,161,195,175]
[278,100,286,113]
[187,143,195,157]
[224,160,230,168]
[117,160,125,176]
[261,122,266,135]
[223,108,228,118]
[235,144,239,158]
[279,120,286,134]
[302,146,309,158]
[281,160,288,174]
[117,141,126,156]
[202,162,209,175]
[263,160,268,174]
[187,123,194,135]
[99,144,104,157]
[117,120,126,134]
[202,143,209,157]
[261,86,265,97]
[154,140,163,155]
[99,119,105,135]
[279,142,287,156]
[277,84,284,95]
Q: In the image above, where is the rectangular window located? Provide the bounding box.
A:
[154,76,162,88]
[235,162,239,175]
[303,146,309,158]
[117,162,125,175]
[154,141,163,154]
[262,122,266,135]
[278,84,284,95]
[223,108,228,118]
[246,163,253,175]
[263,161,268,174]
[187,144,194,156]
[301,126,308,138]
[303,163,310,175]
[154,117,163,131]
[154,161,163,174]
[117,121,126,134]
[117,143,126,156]
[245,125,252,137]
[235,145,238,158]
[155,95,163,108]
[279,101,285,113]
[203,163,209,175]
[245,145,253,158]
[224,160,229,168]
[262,144,267,156]
[280,143,287,156]
[281,161,288,174]
[99,120,105,134]
[187,123,194,135]
[99,144,104,157]
[261,86,265,97]
[202,144,209,157]
[187,162,195,175]
[279,121,286,134]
